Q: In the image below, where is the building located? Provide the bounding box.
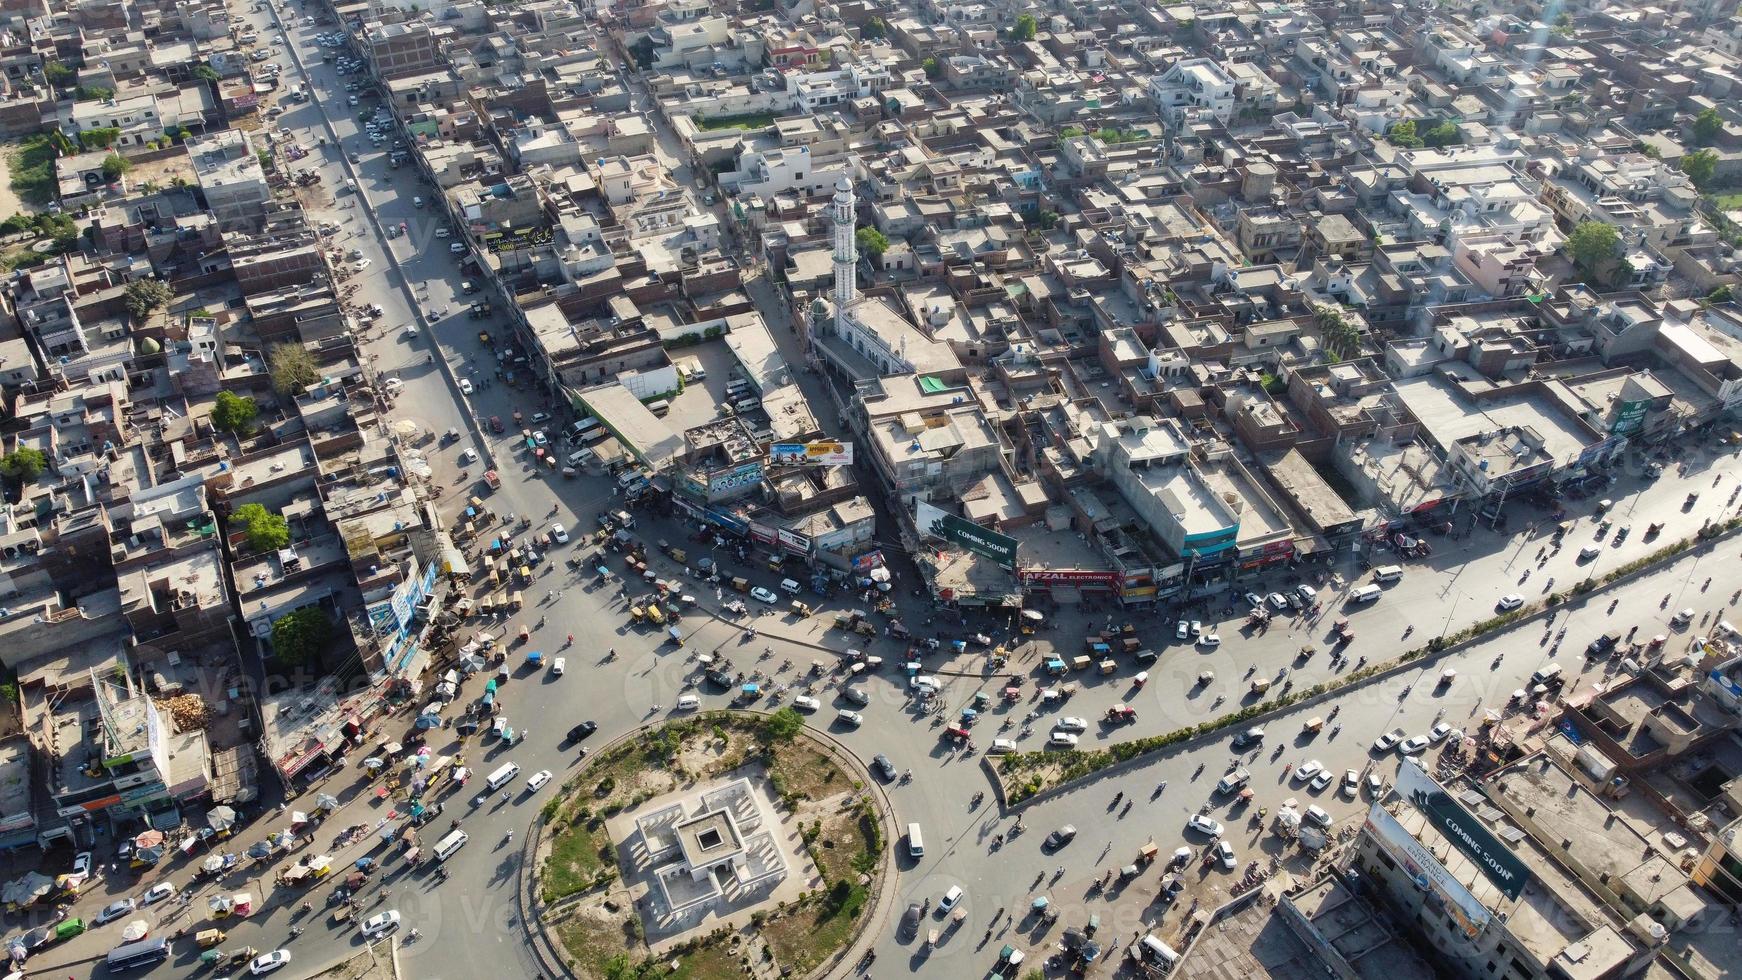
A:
[188,130,270,232]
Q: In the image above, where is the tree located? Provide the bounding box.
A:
[210,391,258,435]
[0,214,32,235]
[233,502,290,552]
[921,57,940,79]
[1706,284,1733,304]
[1059,125,1084,138]
[1033,209,1060,231]
[1693,107,1724,147]
[269,606,331,668]
[43,60,73,86]
[1386,120,1423,148]
[1422,122,1462,147]
[855,226,888,261]
[0,447,46,482]
[100,153,130,181]
[269,344,320,396]
[124,278,170,322]
[78,127,121,151]
[75,85,113,102]
[1013,13,1038,40]
[862,16,886,39]
[764,707,805,742]
[1314,305,1362,360]
[1681,148,1718,189]
[1566,221,1620,279]
[255,148,271,172]
[193,65,219,83]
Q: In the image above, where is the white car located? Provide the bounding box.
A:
[354,258,372,271]
[435,227,451,238]
[1055,716,1088,733]
[458,448,478,465]
[66,851,92,886]
[1293,760,1323,783]
[1048,731,1079,747]
[458,378,474,395]
[1310,768,1334,791]
[675,694,700,711]
[792,695,820,712]
[749,586,778,604]
[1397,735,1431,755]
[836,710,863,727]
[1176,620,1189,640]
[1496,594,1524,611]
[525,770,552,792]
[937,884,964,914]
[550,657,565,676]
[1189,619,1202,636]
[1214,841,1237,870]
[1372,729,1405,753]
[348,95,358,105]
[449,242,466,254]
[1295,584,1318,603]
[140,882,176,907]
[1197,632,1221,648]
[250,950,293,975]
[94,898,136,925]
[549,523,569,544]
[1186,814,1224,838]
[1429,722,1455,743]
[1304,804,1333,828]
[359,910,400,939]
[1341,770,1359,798]
[1266,592,1291,610]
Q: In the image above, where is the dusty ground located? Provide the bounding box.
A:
[0,144,41,218]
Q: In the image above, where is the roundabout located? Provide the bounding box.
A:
[527,710,896,979]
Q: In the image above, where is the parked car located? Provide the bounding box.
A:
[792,695,820,712]
[871,754,897,781]
[1341,770,1360,798]
[1292,760,1324,783]
[749,586,777,604]
[836,710,863,727]
[1056,716,1088,733]
[1310,768,1334,791]
[1429,722,1455,743]
[250,950,293,976]
[140,882,176,907]
[1397,735,1431,755]
[1372,729,1405,753]
[1304,805,1333,829]
[94,899,136,925]
[549,523,569,544]
[1048,731,1079,747]
[1214,841,1237,870]
[1197,632,1221,648]
[1496,594,1524,611]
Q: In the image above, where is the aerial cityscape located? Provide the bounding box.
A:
[0,0,1738,977]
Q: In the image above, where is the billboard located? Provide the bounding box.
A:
[1612,399,1649,437]
[1395,759,1529,900]
[770,441,855,466]
[1365,801,1491,938]
[915,500,1018,568]
[1019,569,1121,588]
[708,462,764,497]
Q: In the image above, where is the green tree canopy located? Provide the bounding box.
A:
[193,65,220,83]
[1681,148,1718,189]
[921,57,940,79]
[123,278,170,322]
[1386,120,1423,148]
[75,85,114,102]
[855,226,889,260]
[234,501,289,552]
[1693,107,1724,147]
[101,153,131,181]
[862,16,886,39]
[270,606,331,668]
[0,447,46,482]
[43,61,73,86]
[1422,122,1462,147]
[78,127,121,151]
[763,707,804,742]
[1314,305,1363,360]
[1033,209,1060,231]
[1566,221,1620,278]
[269,344,320,396]
[210,391,258,435]
[1013,14,1038,40]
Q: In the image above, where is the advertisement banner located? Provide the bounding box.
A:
[850,550,885,571]
[708,463,764,497]
[1365,803,1491,938]
[776,528,810,555]
[1395,759,1529,900]
[915,500,1018,568]
[1018,569,1121,588]
[749,522,777,546]
[1611,399,1649,437]
[770,441,855,466]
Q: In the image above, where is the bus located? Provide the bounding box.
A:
[106,937,170,971]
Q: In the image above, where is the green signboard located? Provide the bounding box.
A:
[1396,760,1529,900]
[914,501,1018,568]
[1612,397,1649,437]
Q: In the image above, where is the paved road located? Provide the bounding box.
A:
[31,7,1742,979]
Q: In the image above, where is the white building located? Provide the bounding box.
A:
[784,62,891,113]
[1148,58,1235,126]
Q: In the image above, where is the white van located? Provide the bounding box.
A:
[486,761,521,791]
[646,398,670,416]
[906,822,924,857]
[675,694,700,711]
[778,578,801,595]
[989,738,1017,754]
[1530,664,1563,686]
[434,829,469,861]
[1372,565,1404,584]
[566,448,594,467]
[1136,934,1180,967]
[1348,584,1383,604]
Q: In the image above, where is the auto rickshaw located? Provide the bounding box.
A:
[197,928,227,948]
[1302,717,1324,735]
[228,945,259,964]
[1251,677,1272,695]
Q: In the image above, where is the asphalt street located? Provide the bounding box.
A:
[26,5,1742,978]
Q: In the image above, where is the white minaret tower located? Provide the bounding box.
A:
[831,175,857,335]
